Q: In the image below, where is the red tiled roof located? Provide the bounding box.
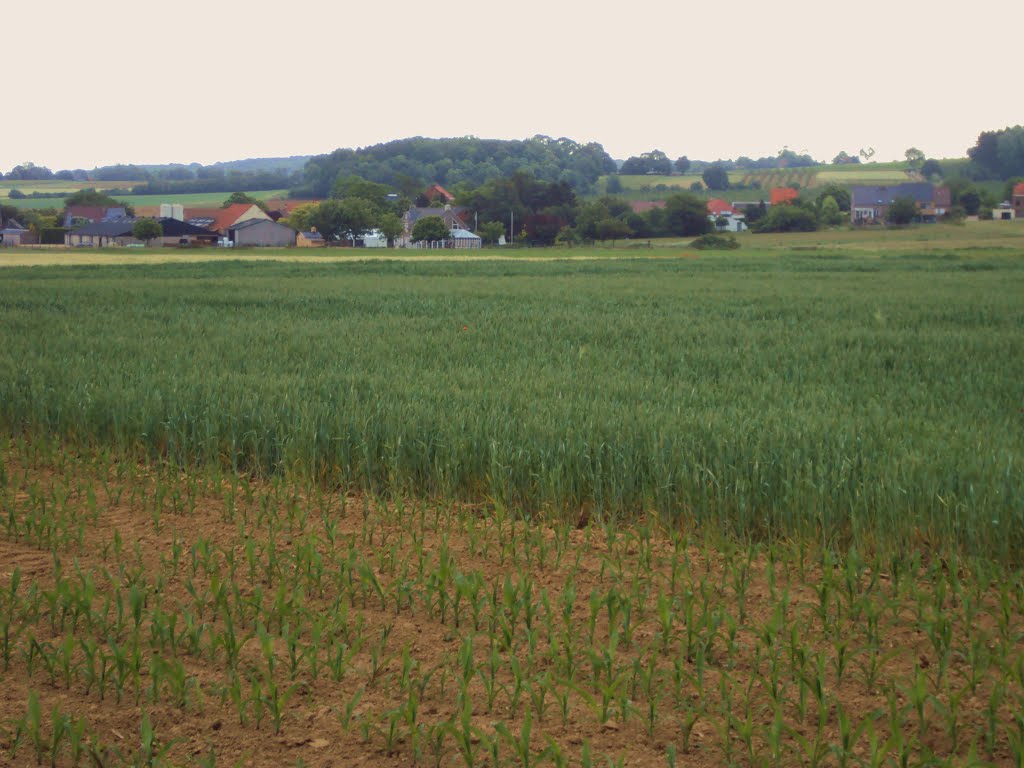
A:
[1013,183,1024,196]
[425,184,455,202]
[185,203,264,232]
[706,198,735,216]
[629,201,666,214]
[66,205,109,222]
[770,187,799,205]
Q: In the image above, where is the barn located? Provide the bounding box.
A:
[228,219,296,247]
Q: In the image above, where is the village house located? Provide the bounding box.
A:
[63,205,128,227]
[851,183,951,224]
[706,198,747,232]
[399,205,471,247]
[1012,182,1024,219]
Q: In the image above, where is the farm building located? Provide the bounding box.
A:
[851,184,951,223]
[296,229,325,247]
[65,218,218,247]
[227,218,296,247]
[186,203,270,236]
[154,218,221,247]
[1,219,32,246]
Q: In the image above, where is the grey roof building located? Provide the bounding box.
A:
[65,218,218,247]
[227,218,296,247]
[851,183,951,223]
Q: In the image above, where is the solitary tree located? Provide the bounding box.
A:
[702,165,730,191]
[595,217,632,245]
[663,192,711,236]
[132,218,163,245]
[337,198,380,243]
[675,156,691,174]
[754,205,818,233]
[920,159,943,179]
[479,221,505,245]
[378,212,404,247]
[285,203,319,233]
[886,196,919,225]
[904,148,925,171]
[819,195,844,226]
[411,216,450,242]
[222,192,268,212]
[815,184,851,212]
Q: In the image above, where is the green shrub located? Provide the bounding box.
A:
[691,233,740,250]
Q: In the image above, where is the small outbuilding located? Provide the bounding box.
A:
[1,219,31,247]
[449,228,482,249]
[228,218,296,247]
[297,229,325,247]
[993,203,1016,221]
[360,229,388,248]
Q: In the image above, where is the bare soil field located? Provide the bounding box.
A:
[1,442,1021,767]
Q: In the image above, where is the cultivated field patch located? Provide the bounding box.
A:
[0,442,1022,766]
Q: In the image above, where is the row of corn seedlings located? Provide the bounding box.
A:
[2,442,1022,766]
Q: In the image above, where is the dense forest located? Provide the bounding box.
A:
[290,136,618,198]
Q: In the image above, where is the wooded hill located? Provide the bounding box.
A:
[290,136,617,199]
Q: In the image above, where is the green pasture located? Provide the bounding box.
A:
[816,169,915,183]
[0,180,129,195]
[601,161,941,200]
[0,242,1022,561]
[0,181,290,210]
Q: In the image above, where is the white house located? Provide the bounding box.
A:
[706,198,747,232]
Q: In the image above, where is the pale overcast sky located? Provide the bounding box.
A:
[4,0,1020,171]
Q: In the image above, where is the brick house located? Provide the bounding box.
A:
[63,205,128,227]
[400,205,471,246]
[851,183,951,224]
[1012,182,1024,219]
